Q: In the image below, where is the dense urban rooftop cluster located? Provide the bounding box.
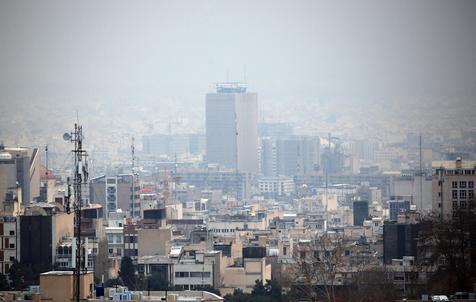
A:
[0,86,475,302]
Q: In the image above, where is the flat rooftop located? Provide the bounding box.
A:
[216,82,248,93]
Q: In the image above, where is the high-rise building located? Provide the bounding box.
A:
[432,158,476,218]
[206,83,258,174]
[259,137,277,177]
[0,145,40,207]
[276,136,320,177]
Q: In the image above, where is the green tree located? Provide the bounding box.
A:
[224,288,251,302]
[8,261,35,290]
[119,256,136,290]
[265,279,282,302]
[0,272,10,290]
[251,279,267,296]
[148,271,169,291]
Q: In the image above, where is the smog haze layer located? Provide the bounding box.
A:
[1,0,475,150]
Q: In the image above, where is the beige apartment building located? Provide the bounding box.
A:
[432,158,476,218]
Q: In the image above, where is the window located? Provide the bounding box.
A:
[9,256,14,261]
[452,190,458,199]
[469,200,474,209]
[283,247,287,256]
[9,230,14,236]
[452,181,458,188]
[460,181,467,188]
[190,272,202,278]
[469,190,474,199]
[9,244,14,249]
[461,201,467,209]
[460,190,467,199]
[469,181,474,189]
[452,201,458,209]
[108,249,113,254]
[175,272,189,278]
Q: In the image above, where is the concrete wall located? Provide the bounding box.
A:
[138,227,172,257]
[40,272,94,302]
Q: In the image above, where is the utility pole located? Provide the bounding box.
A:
[325,133,330,232]
[45,145,49,201]
[64,123,89,302]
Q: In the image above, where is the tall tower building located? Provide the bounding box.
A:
[206,83,258,174]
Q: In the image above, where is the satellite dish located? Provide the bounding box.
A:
[63,133,71,141]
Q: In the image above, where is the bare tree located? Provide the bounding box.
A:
[417,210,476,293]
[352,266,396,302]
[290,232,346,302]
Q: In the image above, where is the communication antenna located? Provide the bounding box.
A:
[63,123,89,302]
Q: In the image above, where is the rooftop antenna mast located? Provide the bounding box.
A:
[63,123,88,302]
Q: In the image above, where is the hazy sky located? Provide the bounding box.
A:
[1,0,475,102]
